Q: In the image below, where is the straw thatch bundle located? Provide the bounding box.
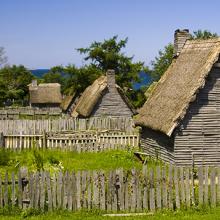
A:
[61,94,76,111]
[29,83,62,104]
[135,38,220,136]
[71,76,108,117]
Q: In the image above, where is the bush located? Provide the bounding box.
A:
[48,155,60,165]
[0,149,10,166]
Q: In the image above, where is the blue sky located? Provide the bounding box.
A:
[1,0,220,69]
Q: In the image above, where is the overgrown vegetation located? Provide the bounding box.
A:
[0,206,220,220]
[0,148,147,174]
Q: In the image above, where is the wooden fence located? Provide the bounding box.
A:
[3,131,139,151]
[0,117,135,135]
[0,165,220,212]
[0,107,62,120]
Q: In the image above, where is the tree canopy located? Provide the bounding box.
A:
[0,65,33,106]
[77,36,147,90]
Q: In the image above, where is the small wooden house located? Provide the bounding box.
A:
[135,29,220,166]
[29,81,62,108]
[71,70,136,118]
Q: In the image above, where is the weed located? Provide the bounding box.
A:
[32,149,44,171]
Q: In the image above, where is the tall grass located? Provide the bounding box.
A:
[0,148,148,174]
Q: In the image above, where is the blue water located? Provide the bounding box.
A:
[133,71,152,90]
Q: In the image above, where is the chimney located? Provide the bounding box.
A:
[174,29,190,57]
[106,69,116,89]
[31,80,38,87]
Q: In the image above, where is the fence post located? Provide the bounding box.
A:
[0,132,4,148]
[198,166,204,206]
[43,130,47,149]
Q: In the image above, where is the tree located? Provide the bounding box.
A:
[150,30,219,81]
[77,36,147,90]
[63,65,102,95]
[191,30,218,40]
[0,65,33,106]
[43,66,64,84]
[77,36,148,108]
[150,43,174,81]
[0,47,7,67]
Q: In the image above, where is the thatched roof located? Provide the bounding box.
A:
[29,83,62,104]
[60,94,76,111]
[71,75,136,117]
[71,76,108,117]
[135,38,220,136]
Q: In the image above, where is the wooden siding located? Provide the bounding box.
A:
[175,66,220,166]
[140,128,175,163]
[91,86,133,117]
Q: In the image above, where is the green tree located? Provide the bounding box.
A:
[77,35,147,89]
[0,65,33,106]
[42,66,66,93]
[43,66,64,84]
[77,36,148,108]
[191,30,218,40]
[63,65,102,95]
[150,30,219,81]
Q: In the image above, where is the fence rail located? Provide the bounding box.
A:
[3,131,139,151]
[0,117,135,135]
[0,107,62,120]
[0,165,219,212]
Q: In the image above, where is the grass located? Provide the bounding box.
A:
[0,207,220,220]
[0,148,159,174]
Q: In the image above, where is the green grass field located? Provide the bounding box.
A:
[0,148,156,174]
[0,207,219,220]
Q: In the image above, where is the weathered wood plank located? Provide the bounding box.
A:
[4,172,8,206]
[57,172,63,209]
[174,167,180,209]
[142,165,148,211]
[204,166,209,205]
[149,169,155,211]
[168,165,173,209]
[46,172,52,211]
[162,167,167,208]
[156,167,161,210]
[210,168,216,208]
[198,166,204,205]
[185,168,190,208]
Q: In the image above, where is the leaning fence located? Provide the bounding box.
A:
[0,117,135,135]
[0,165,219,212]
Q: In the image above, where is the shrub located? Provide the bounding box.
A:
[0,149,10,166]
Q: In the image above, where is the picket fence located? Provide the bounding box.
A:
[2,131,139,151]
[0,165,220,212]
[0,117,135,135]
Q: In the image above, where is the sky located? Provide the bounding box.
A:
[1,0,220,69]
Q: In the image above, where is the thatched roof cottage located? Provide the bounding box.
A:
[71,70,136,118]
[29,80,62,108]
[135,29,220,166]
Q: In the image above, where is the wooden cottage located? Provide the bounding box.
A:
[71,70,136,118]
[135,29,220,166]
[28,81,62,108]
